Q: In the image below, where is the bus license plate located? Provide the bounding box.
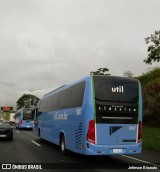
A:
[113,149,123,153]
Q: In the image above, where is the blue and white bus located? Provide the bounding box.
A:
[15,108,36,129]
[35,76,142,155]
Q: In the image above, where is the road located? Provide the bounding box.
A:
[0,127,160,171]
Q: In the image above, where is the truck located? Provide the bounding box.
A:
[9,112,15,125]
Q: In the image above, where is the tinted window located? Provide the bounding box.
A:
[23,110,34,120]
[94,76,138,103]
[53,92,62,111]
[41,81,85,112]
[61,88,72,109]
[70,82,85,107]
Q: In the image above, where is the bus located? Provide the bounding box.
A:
[15,108,36,129]
[35,75,142,155]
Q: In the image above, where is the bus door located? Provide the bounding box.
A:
[40,113,48,139]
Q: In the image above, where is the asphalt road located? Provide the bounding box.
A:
[0,127,160,172]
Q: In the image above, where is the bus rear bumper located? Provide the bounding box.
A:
[19,125,35,129]
[84,142,142,155]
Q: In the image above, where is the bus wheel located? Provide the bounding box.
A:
[60,135,67,155]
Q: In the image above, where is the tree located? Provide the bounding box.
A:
[16,94,39,110]
[144,30,160,64]
[90,68,110,75]
[123,71,134,78]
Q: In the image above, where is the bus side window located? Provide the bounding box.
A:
[70,82,85,108]
[61,88,72,109]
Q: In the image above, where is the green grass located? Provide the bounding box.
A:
[143,127,160,152]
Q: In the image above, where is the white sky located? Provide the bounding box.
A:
[0,0,159,107]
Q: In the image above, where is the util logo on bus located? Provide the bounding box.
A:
[112,86,124,93]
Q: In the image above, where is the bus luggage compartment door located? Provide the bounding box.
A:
[96,123,137,145]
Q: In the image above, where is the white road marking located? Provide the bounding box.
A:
[121,155,160,167]
[31,140,41,147]
[16,131,20,133]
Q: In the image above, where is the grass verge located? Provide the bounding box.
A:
[143,126,160,152]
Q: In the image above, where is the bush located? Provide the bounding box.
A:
[143,127,160,152]
[138,67,160,126]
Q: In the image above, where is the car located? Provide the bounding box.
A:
[0,122,13,141]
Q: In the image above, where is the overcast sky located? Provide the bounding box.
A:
[0,0,159,107]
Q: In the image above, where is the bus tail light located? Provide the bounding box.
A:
[137,121,142,143]
[34,120,37,126]
[87,120,95,144]
[21,120,23,125]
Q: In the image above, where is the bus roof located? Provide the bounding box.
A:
[43,85,66,97]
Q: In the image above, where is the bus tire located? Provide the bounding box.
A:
[60,135,67,155]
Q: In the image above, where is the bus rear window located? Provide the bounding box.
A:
[93,76,139,103]
[23,110,34,120]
